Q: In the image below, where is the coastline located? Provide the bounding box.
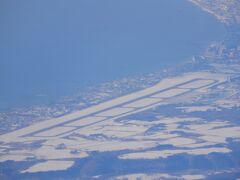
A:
[0,1,240,179]
[0,0,229,134]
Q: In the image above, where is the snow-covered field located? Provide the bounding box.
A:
[1,71,239,174]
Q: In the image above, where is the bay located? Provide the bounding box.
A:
[0,0,226,109]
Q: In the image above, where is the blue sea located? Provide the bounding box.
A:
[0,0,226,110]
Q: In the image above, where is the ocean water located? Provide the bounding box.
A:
[0,0,226,110]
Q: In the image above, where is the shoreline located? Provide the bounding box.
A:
[0,0,236,134]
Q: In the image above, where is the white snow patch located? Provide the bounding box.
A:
[182,174,205,180]
[119,147,231,160]
[178,105,220,112]
[21,160,74,173]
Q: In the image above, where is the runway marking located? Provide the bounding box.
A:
[96,107,135,117]
[35,127,76,137]
[66,116,106,127]
[179,79,215,89]
[124,98,163,108]
[151,88,189,98]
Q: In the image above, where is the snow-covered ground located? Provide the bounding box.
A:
[1,71,240,174]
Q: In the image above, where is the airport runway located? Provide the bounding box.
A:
[0,71,227,143]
